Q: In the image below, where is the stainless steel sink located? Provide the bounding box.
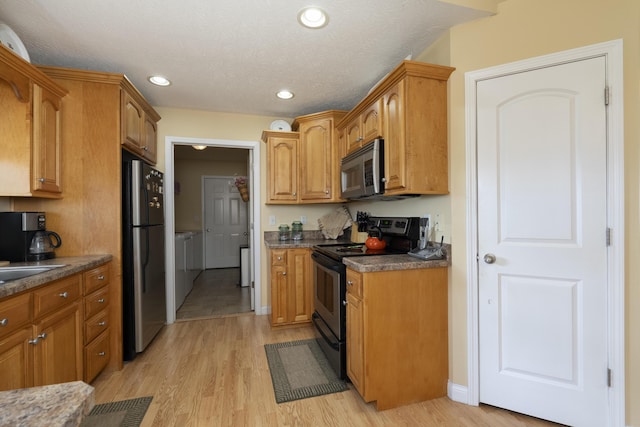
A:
[0,265,66,284]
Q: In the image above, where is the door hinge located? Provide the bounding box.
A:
[604,86,610,106]
[606,227,612,246]
[607,368,612,387]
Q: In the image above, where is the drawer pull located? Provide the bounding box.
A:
[0,318,7,327]
[97,298,106,304]
[28,332,47,345]
[59,291,69,298]
[98,275,105,280]
[347,280,353,286]
[98,321,107,326]
[98,351,106,357]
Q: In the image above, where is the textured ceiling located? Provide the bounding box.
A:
[0,0,490,118]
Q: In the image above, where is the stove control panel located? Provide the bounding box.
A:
[368,216,420,238]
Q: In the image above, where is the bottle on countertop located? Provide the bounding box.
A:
[278,224,291,241]
[291,221,303,241]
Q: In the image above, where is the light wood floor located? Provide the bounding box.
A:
[92,314,561,426]
[176,268,252,320]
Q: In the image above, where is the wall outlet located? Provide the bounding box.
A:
[269,215,276,226]
[300,215,307,225]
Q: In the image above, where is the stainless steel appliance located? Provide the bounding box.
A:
[0,212,62,262]
[340,139,384,200]
[311,216,420,380]
[122,153,166,361]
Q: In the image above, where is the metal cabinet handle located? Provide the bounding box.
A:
[0,318,7,327]
[347,280,353,286]
[29,332,47,345]
[98,351,106,357]
[98,275,105,281]
[282,272,287,276]
[98,321,107,326]
[97,298,105,304]
[39,178,45,183]
[292,192,297,196]
[483,253,496,264]
[277,256,282,261]
[343,300,348,306]
[59,291,68,298]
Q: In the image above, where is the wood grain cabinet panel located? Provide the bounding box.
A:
[0,45,67,198]
[263,110,346,205]
[345,267,448,410]
[82,262,111,383]
[0,327,34,390]
[269,248,312,326]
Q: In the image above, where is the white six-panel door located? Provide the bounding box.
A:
[477,57,608,426]
[203,176,248,269]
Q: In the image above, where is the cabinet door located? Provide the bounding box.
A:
[345,118,362,154]
[122,91,144,155]
[267,136,298,202]
[346,292,365,396]
[0,327,33,391]
[361,99,382,144]
[32,84,62,194]
[287,248,312,323]
[382,80,406,193]
[33,301,82,386]
[299,118,332,201]
[143,115,158,164]
[271,263,288,325]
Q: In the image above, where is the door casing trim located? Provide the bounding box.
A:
[464,39,624,426]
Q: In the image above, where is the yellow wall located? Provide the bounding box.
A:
[420,0,639,424]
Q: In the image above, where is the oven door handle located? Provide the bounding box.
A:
[312,312,340,351]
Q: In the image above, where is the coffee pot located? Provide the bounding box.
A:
[28,230,62,261]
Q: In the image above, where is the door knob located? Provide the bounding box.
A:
[483,253,496,264]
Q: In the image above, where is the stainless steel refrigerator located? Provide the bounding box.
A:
[122,153,166,361]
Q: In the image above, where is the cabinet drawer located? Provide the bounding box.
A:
[33,274,82,318]
[271,250,287,266]
[84,286,109,320]
[84,309,109,343]
[346,269,363,299]
[83,264,110,295]
[84,329,110,383]
[0,293,32,339]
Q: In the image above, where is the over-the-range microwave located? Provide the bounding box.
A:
[340,139,384,200]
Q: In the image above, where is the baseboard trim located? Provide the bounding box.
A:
[447,381,471,405]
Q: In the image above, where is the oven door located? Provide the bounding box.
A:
[311,251,345,340]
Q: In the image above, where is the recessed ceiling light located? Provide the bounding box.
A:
[148,75,171,86]
[276,90,294,100]
[298,7,328,29]
[192,145,207,150]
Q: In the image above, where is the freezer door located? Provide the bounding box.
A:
[133,224,166,352]
[132,160,164,226]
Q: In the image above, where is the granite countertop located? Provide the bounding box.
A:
[0,254,113,299]
[0,381,94,427]
[265,230,451,272]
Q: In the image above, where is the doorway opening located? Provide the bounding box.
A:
[164,137,263,325]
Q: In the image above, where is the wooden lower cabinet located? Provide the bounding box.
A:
[0,261,112,391]
[269,248,313,326]
[82,263,111,382]
[345,267,448,410]
[33,301,83,386]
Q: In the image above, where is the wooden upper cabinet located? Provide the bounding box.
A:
[337,61,454,197]
[0,45,67,198]
[343,99,382,155]
[121,89,159,164]
[263,110,346,205]
[263,131,299,203]
[299,118,332,201]
[32,84,62,194]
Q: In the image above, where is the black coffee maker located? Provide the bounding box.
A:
[0,212,62,262]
